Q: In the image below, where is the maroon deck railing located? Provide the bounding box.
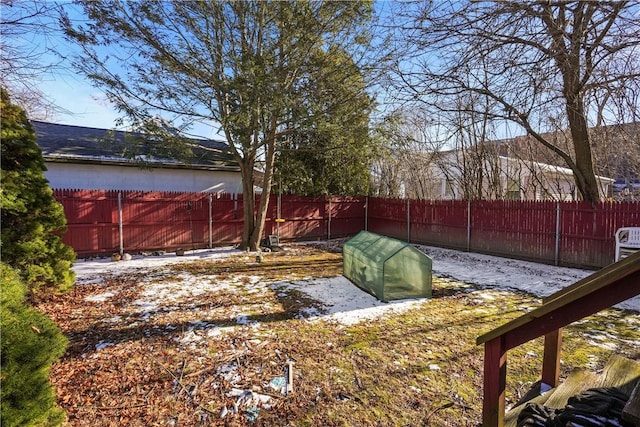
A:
[53,189,640,268]
[476,251,640,426]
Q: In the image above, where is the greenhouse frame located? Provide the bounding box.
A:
[343,231,432,302]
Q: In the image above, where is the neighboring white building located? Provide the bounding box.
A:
[427,151,614,201]
[33,121,242,193]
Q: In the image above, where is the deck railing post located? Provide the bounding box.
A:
[483,338,507,427]
[542,328,563,387]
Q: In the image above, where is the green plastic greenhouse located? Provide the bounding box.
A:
[343,231,432,302]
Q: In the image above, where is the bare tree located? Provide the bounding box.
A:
[392,0,640,203]
[0,0,68,118]
[371,109,448,199]
[370,115,407,198]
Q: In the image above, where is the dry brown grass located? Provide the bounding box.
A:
[39,245,640,426]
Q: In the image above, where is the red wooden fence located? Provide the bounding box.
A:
[54,189,639,268]
[367,198,640,269]
[53,189,366,257]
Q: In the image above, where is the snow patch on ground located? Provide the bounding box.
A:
[84,291,117,302]
[280,276,427,325]
[73,247,241,278]
[95,340,115,351]
[415,244,640,311]
[73,243,639,336]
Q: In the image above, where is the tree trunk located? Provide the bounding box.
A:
[248,125,278,250]
[239,159,256,250]
[549,2,602,204]
[565,91,601,203]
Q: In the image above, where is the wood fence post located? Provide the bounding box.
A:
[407,198,411,242]
[365,196,368,231]
[208,193,213,249]
[233,193,238,219]
[118,191,123,255]
[277,191,282,239]
[467,200,472,252]
[555,202,561,266]
[328,196,332,240]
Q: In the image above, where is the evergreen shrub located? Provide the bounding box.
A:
[0,88,76,298]
[0,264,68,427]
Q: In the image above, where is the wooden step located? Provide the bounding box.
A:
[505,369,597,427]
[505,355,640,426]
[592,354,640,396]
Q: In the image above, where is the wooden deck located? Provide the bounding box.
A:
[504,355,640,426]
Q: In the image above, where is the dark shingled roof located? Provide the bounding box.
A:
[32,120,239,171]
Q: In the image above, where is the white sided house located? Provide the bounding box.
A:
[33,121,242,193]
[430,151,614,201]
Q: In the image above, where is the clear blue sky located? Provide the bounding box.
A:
[6,1,392,141]
[3,1,220,139]
[15,3,127,129]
